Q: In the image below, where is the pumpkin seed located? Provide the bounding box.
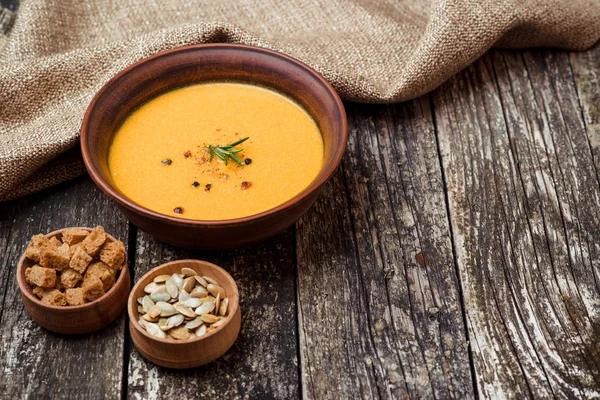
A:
[145,323,166,339]
[137,305,145,314]
[156,301,177,316]
[153,274,171,283]
[137,297,144,305]
[160,324,173,331]
[207,283,225,297]
[158,318,168,327]
[142,313,159,322]
[144,282,161,294]
[195,275,208,287]
[138,319,148,329]
[142,296,155,313]
[219,297,229,316]
[150,285,166,294]
[214,292,221,315]
[200,314,220,324]
[185,317,204,330]
[166,313,184,328]
[174,304,196,318]
[203,276,218,286]
[199,296,213,303]
[148,304,162,319]
[178,291,191,303]
[169,326,191,340]
[182,298,202,308]
[150,291,171,302]
[181,267,197,277]
[165,278,178,299]
[211,317,227,328]
[172,274,184,289]
[195,301,215,315]
[182,276,196,293]
[190,286,209,298]
[195,324,207,337]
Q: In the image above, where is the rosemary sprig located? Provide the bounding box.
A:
[206,137,249,166]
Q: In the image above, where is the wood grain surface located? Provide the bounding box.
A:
[0,42,598,399]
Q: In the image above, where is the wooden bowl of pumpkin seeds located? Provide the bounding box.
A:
[127,259,240,369]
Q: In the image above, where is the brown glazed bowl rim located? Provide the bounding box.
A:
[127,259,239,344]
[16,227,129,311]
[81,43,347,227]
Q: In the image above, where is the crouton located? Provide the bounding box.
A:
[32,286,51,299]
[41,289,67,306]
[85,261,116,291]
[81,226,107,256]
[24,234,50,262]
[69,243,81,257]
[82,276,105,301]
[69,246,93,274]
[25,265,56,288]
[57,242,69,255]
[39,246,70,271]
[24,267,33,285]
[62,228,89,245]
[99,241,125,270]
[48,236,62,248]
[60,268,82,289]
[65,288,85,306]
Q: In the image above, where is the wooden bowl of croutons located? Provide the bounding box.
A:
[16,226,131,334]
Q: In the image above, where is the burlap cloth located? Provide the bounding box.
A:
[0,0,598,202]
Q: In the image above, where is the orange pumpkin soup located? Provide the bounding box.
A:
[108,83,323,220]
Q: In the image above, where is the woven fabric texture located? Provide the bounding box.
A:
[1,0,599,201]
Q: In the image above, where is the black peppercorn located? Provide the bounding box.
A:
[192,181,200,188]
[241,181,253,190]
[244,158,252,165]
[205,183,212,191]
[173,207,183,214]
[161,158,172,166]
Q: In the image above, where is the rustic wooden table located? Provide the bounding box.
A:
[0,29,598,398]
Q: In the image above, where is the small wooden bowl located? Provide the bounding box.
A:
[128,259,241,369]
[81,44,347,249]
[16,227,130,335]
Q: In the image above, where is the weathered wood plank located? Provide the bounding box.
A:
[569,43,600,187]
[0,177,129,399]
[296,98,473,399]
[521,48,600,359]
[127,229,299,399]
[434,49,600,398]
[296,170,383,399]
